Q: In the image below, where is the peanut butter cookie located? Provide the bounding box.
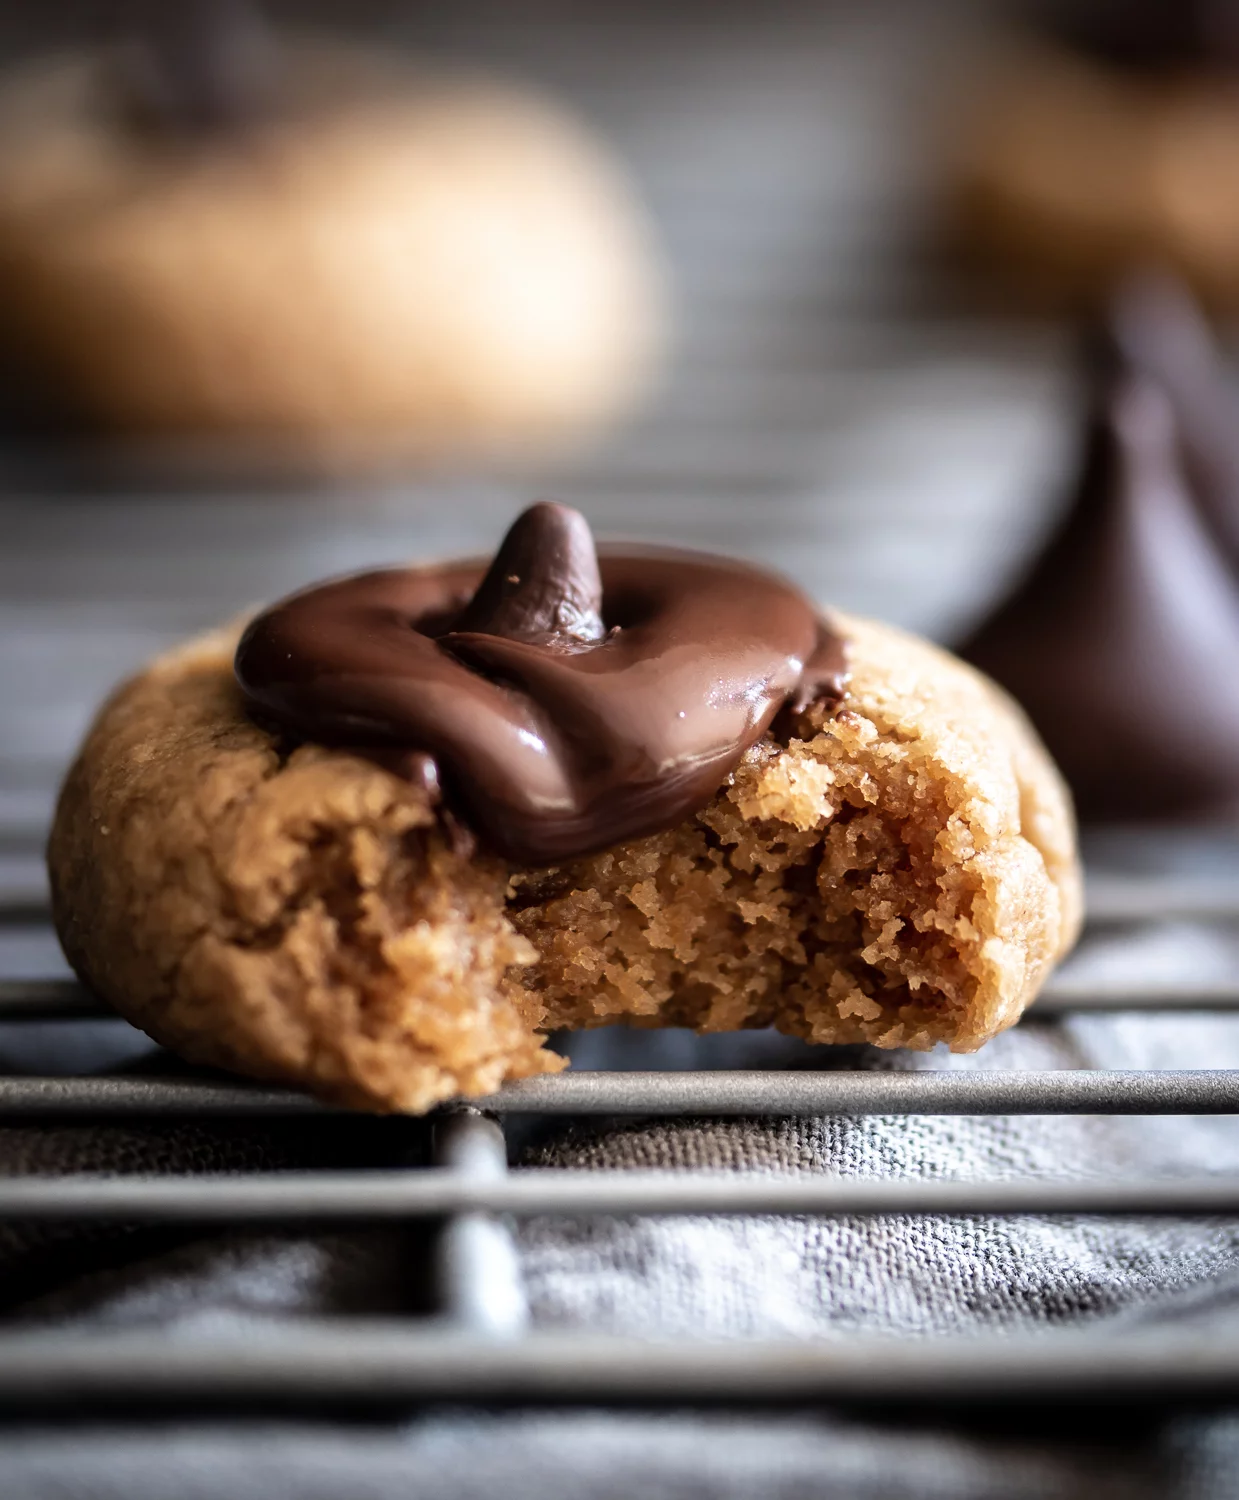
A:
[49,508,1081,1111]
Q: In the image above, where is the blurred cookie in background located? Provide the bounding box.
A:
[961,273,1239,822]
[0,0,666,474]
[945,1,1239,310]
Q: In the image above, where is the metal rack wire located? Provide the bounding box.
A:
[2,853,1239,1408]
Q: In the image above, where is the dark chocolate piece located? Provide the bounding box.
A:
[235,503,848,866]
[962,371,1239,822]
[453,502,606,646]
[1100,272,1239,567]
[1036,0,1239,70]
[112,0,275,136]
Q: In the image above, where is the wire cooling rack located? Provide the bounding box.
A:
[2,840,1239,1409]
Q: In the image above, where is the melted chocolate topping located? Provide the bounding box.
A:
[962,353,1239,822]
[113,0,275,136]
[235,503,848,865]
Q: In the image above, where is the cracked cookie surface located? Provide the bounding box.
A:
[48,614,1081,1112]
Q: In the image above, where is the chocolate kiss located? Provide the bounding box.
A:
[962,374,1239,822]
[234,502,844,864]
[452,501,606,647]
[116,0,275,135]
[1096,272,1239,569]
[1049,0,1239,70]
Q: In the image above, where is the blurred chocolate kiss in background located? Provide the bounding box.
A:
[962,272,1239,823]
[1037,0,1239,70]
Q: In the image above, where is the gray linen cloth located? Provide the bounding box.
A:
[4,918,1239,1498]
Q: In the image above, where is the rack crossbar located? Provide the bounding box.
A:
[431,1111,528,1336]
[0,1169,1233,1221]
[0,1069,1235,1117]
[0,1326,1233,1405]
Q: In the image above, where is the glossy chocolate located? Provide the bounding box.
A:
[235,503,848,865]
[962,367,1239,822]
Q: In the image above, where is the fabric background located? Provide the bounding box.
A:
[3,921,1239,1497]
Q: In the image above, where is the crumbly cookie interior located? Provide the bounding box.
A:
[512,691,1075,1055]
[48,616,1080,1113]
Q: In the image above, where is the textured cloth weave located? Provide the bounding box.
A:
[4,919,1239,1498]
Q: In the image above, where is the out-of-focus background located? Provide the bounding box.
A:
[0,0,1081,798]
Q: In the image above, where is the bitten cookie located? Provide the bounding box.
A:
[48,507,1081,1113]
[0,36,663,466]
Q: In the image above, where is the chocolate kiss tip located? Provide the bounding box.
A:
[453,502,606,645]
[235,505,847,865]
[1095,271,1239,569]
[1054,0,1239,69]
[1101,269,1214,382]
[121,0,275,135]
